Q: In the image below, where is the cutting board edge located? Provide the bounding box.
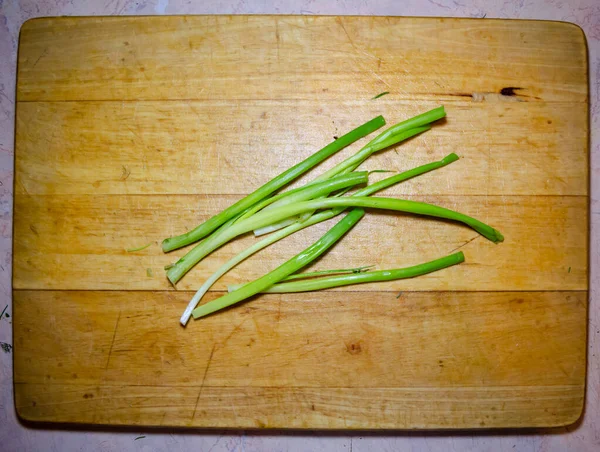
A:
[13,382,585,430]
[12,14,590,430]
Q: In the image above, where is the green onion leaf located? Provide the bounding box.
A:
[372,91,390,100]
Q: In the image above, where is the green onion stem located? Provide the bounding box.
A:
[191,209,366,319]
[179,153,460,325]
[161,115,385,252]
[228,252,464,293]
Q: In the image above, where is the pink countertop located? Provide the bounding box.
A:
[1,1,598,450]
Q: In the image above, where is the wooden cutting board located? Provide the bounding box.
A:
[13,16,588,429]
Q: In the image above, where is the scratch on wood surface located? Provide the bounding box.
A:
[368,68,391,88]
[276,298,282,323]
[336,17,378,61]
[105,311,121,370]
[120,165,131,181]
[449,235,480,253]
[250,314,263,336]
[336,17,388,88]
[221,318,248,349]
[126,124,144,142]
[17,178,30,196]
[337,18,356,52]
[191,343,216,422]
[32,48,49,68]
[558,363,571,378]
[424,227,442,255]
[275,19,281,61]
[230,398,240,424]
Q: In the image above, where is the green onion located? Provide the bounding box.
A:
[179,153,460,325]
[192,209,366,319]
[228,251,464,293]
[161,115,385,252]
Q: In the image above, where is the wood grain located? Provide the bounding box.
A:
[17,17,587,103]
[13,194,587,291]
[14,290,586,428]
[15,100,587,196]
[13,16,588,429]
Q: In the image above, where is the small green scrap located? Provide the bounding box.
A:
[134,436,146,441]
[126,242,152,253]
[396,292,403,299]
[568,267,572,273]
[0,305,7,318]
[372,91,390,100]
[353,265,375,273]
[146,268,153,277]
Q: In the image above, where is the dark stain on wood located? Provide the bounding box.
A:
[346,342,362,355]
